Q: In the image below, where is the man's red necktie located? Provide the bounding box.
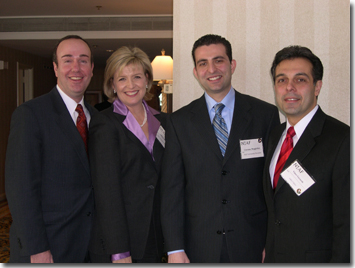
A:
[273,126,296,189]
[75,104,88,153]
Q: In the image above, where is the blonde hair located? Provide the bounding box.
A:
[103,46,153,103]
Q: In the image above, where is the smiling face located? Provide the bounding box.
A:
[193,44,236,102]
[112,63,148,109]
[274,57,322,126]
[53,38,94,103]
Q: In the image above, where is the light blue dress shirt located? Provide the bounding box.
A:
[205,87,235,135]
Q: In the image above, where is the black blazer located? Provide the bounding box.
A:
[88,105,166,261]
[5,87,96,262]
[263,107,350,263]
[160,90,280,262]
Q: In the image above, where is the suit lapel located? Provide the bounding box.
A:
[265,123,286,196]
[152,113,165,170]
[223,91,252,164]
[275,108,326,193]
[190,95,223,160]
[113,111,160,169]
[84,99,98,118]
[50,88,90,175]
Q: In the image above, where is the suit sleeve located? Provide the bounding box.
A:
[5,105,50,255]
[89,113,130,254]
[160,115,186,252]
[330,130,350,262]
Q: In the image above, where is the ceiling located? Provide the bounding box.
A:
[0,0,173,67]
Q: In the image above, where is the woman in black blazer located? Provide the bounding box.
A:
[88,46,166,263]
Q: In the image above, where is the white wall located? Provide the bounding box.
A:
[172,0,350,125]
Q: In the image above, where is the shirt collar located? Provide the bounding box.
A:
[56,85,88,124]
[286,104,319,138]
[112,98,160,158]
[112,98,159,116]
[205,87,235,112]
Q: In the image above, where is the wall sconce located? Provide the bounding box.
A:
[151,49,173,113]
[0,61,8,70]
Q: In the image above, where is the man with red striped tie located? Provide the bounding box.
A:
[5,35,97,263]
[263,45,350,263]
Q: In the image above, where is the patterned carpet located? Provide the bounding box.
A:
[0,216,11,263]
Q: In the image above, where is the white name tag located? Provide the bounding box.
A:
[240,138,264,159]
[156,125,165,148]
[281,160,315,196]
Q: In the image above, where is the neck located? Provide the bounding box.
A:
[127,102,146,127]
[208,87,231,103]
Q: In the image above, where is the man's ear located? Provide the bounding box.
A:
[315,80,322,97]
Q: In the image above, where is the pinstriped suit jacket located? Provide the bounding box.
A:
[161,90,280,262]
[263,107,350,263]
[88,106,166,261]
[5,87,96,262]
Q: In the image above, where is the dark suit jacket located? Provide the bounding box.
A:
[5,87,96,262]
[88,106,166,261]
[263,107,350,263]
[160,90,280,263]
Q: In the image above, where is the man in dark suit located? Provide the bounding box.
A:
[5,35,96,263]
[263,45,350,263]
[160,34,280,263]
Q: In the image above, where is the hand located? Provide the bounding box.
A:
[262,248,265,263]
[113,256,132,263]
[30,250,54,263]
[168,251,190,263]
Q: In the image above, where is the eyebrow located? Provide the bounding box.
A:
[61,54,90,59]
[275,72,310,79]
[196,56,225,65]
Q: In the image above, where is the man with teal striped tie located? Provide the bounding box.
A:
[161,34,280,263]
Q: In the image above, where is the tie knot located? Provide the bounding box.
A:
[287,126,296,138]
[76,104,84,114]
[214,103,225,115]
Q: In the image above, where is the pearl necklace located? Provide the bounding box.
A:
[140,103,147,127]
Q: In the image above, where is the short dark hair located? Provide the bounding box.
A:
[52,35,94,65]
[270,45,323,85]
[192,34,232,66]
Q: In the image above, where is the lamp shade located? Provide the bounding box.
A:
[151,50,173,81]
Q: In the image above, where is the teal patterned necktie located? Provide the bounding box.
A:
[212,103,228,157]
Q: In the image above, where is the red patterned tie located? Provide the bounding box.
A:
[273,126,296,189]
[75,104,88,153]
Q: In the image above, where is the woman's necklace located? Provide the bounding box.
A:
[140,103,147,127]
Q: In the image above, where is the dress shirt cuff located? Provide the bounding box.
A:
[111,251,130,261]
[168,249,184,255]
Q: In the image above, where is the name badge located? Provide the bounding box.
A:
[281,160,315,196]
[240,138,264,159]
[156,125,165,148]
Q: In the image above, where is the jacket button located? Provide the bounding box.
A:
[147,185,154,189]
[217,230,222,235]
[222,199,229,204]
[221,170,228,175]
[274,220,281,225]
[87,212,91,216]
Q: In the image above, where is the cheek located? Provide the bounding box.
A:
[112,82,120,92]
[274,88,282,98]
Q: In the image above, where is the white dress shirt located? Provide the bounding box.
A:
[56,85,91,127]
[269,105,319,188]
